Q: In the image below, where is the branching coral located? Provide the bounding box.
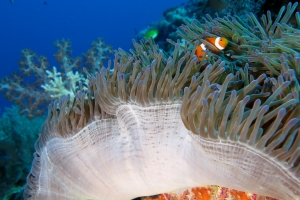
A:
[41,66,87,100]
[0,49,51,118]
[83,37,113,72]
[24,3,300,200]
[0,38,112,118]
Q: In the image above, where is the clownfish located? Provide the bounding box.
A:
[195,37,228,61]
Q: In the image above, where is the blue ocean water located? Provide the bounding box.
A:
[0,0,185,113]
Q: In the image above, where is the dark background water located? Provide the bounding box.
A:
[0,0,185,113]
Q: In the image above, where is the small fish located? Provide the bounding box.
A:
[10,0,14,3]
[195,37,228,61]
[145,29,159,39]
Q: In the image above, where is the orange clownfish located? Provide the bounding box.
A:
[195,37,228,61]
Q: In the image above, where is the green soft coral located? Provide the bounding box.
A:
[0,106,45,199]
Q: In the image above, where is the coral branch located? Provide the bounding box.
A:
[83,37,113,72]
[0,38,112,119]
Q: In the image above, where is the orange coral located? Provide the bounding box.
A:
[229,189,251,200]
[141,186,278,200]
[192,187,213,200]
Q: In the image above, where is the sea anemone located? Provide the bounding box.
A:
[24,3,300,200]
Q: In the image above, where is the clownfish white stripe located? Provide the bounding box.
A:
[200,43,207,50]
[195,37,228,61]
[214,37,225,50]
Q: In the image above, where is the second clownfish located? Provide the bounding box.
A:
[195,37,228,61]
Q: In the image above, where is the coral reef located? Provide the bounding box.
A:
[137,4,191,52]
[137,0,299,54]
[0,38,112,119]
[0,37,112,199]
[140,186,278,200]
[177,2,300,91]
[258,0,299,19]
[217,0,266,20]
[24,2,300,199]
[0,106,45,200]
